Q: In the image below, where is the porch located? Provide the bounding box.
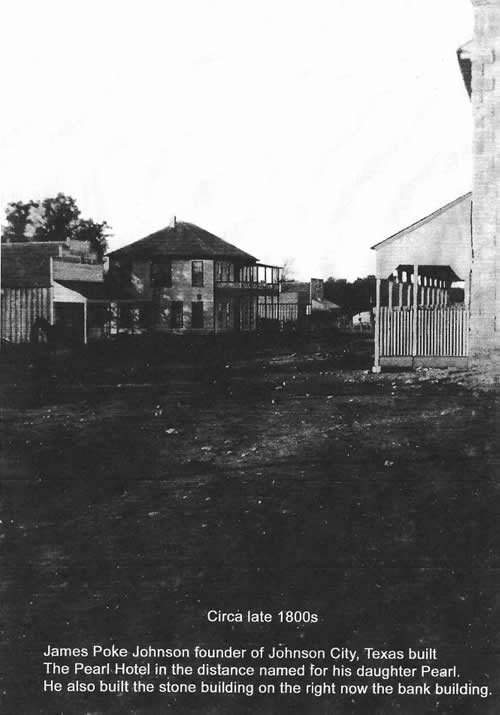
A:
[215,263,281,296]
[371,194,473,371]
[374,266,468,369]
[54,281,150,343]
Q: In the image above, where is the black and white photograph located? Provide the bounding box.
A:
[0,1,499,713]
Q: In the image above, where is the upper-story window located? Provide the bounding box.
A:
[215,261,234,282]
[151,258,172,287]
[192,261,204,287]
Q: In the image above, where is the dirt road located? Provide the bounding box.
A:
[0,338,498,713]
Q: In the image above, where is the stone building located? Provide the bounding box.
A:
[107,220,281,334]
[458,0,500,366]
[370,0,500,371]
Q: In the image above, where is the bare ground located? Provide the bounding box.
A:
[0,335,499,714]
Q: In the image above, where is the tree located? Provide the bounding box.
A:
[72,218,111,262]
[281,256,296,282]
[2,200,38,242]
[324,275,376,317]
[32,194,81,243]
[1,193,110,261]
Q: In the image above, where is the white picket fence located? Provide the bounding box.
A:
[378,307,468,357]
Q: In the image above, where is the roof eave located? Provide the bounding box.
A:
[371,192,472,251]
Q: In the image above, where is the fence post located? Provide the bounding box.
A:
[372,278,381,373]
[412,264,419,359]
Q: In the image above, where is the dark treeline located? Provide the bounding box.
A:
[2,193,110,261]
[324,276,464,316]
[323,276,376,317]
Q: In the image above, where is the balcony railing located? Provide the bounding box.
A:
[215,263,281,293]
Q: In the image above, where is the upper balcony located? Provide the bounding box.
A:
[215,263,281,295]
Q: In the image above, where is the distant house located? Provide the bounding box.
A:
[0,239,115,345]
[278,281,311,326]
[107,220,281,334]
[1,221,282,344]
[309,279,341,317]
[279,278,341,328]
[351,311,372,330]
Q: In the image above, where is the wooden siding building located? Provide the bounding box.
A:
[371,193,472,370]
[277,279,340,329]
[1,240,109,346]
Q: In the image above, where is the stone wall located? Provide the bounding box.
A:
[470,0,500,363]
[154,259,215,332]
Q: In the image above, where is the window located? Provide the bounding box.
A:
[215,261,234,282]
[170,301,183,329]
[151,258,172,287]
[192,260,204,287]
[192,301,204,329]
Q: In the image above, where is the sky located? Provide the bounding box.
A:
[1,0,473,280]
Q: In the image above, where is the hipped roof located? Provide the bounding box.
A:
[108,222,258,263]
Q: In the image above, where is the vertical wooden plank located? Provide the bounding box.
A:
[15,289,20,343]
[451,310,460,355]
[7,290,10,342]
[10,290,14,342]
[427,309,430,356]
[446,309,449,356]
[385,308,389,355]
[5,290,8,343]
[12,289,15,343]
[436,310,439,356]
[392,310,396,355]
[412,264,418,357]
[19,290,23,342]
[452,310,456,356]
[429,309,433,356]
[83,301,88,345]
[373,278,381,372]
[440,309,444,356]
[4,290,8,342]
[16,289,19,342]
[23,289,27,342]
[436,309,440,356]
